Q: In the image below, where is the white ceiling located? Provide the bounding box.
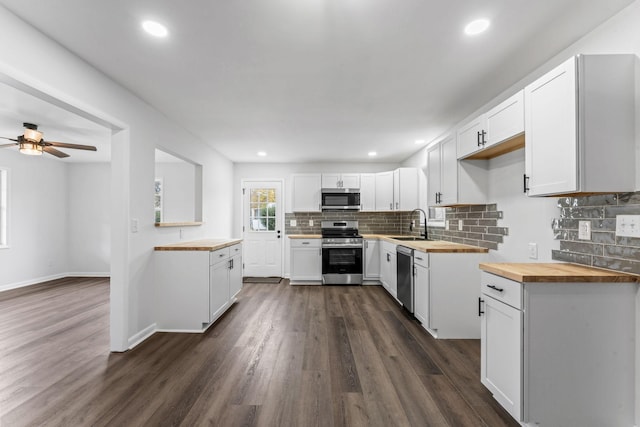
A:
[0,0,634,164]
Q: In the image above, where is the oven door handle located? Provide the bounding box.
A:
[321,244,363,249]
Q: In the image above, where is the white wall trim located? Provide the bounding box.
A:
[0,273,67,292]
[66,272,111,277]
[127,323,156,350]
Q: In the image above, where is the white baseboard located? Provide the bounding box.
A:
[128,323,156,349]
[0,272,111,293]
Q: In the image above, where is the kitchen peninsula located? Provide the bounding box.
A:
[154,239,243,332]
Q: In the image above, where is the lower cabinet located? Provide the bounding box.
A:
[155,243,243,332]
[480,271,636,425]
[379,240,397,299]
[363,239,380,282]
[290,238,322,283]
[413,252,486,338]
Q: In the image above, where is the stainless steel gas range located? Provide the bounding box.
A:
[320,220,363,285]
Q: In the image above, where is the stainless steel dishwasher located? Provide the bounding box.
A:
[396,245,414,313]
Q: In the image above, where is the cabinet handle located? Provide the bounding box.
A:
[415,256,423,261]
[478,297,485,316]
[302,241,310,245]
[523,174,529,193]
[389,203,393,210]
[487,284,504,292]
[387,253,390,262]
[395,202,399,210]
[413,266,416,277]
[476,131,482,147]
[481,130,487,145]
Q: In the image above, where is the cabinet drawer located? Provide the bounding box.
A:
[210,247,230,265]
[413,252,429,268]
[481,272,522,309]
[229,243,242,255]
[291,239,321,248]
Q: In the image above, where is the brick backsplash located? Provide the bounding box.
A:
[285,204,508,251]
[427,204,508,251]
[552,192,640,275]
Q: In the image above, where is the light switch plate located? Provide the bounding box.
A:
[309,220,314,227]
[578,221,591,240]
[616,215,640,237]
[290,219,297,227]
[528,242,538,259]
[458,220,464,231]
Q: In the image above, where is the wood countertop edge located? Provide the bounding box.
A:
[479,262,638,283]
[155,238,243,251]
[288,234,322,239]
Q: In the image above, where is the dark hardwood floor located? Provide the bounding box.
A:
[0,277,518,426]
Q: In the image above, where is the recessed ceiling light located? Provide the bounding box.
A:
[142,20,169,38]
[368,151,377,157]
[415,139,425,145]
[464,19,490,36]
[257,151,267,157]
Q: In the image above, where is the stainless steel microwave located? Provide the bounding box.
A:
[321,188,361,211]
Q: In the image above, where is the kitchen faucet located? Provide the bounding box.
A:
[409,208,428,240]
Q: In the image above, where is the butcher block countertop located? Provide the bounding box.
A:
[480,262,638,283]
[154,238,242,251]
[287,234,487,253]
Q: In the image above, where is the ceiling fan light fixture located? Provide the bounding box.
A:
[23,128,43,143]
[19,141,43,156]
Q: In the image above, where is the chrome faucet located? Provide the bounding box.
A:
[409,208,428,240]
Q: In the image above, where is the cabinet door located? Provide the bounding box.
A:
[363,239,380,280]
[292,174,321,211]
[439,135,458,206]
[481,296,523,421]
[457,114,486,159]
[321,173,340,188]
[395,168,419,211]
[229,254,243,300]
[486,90,524,148]
[341,173,360,188]
[426,143,441,206]
[360,173,376,211]
[379,249,391,292]
[375,171,394,211]
[291,247,322,281]
[210,260,230,322]
[414,263,429,326]
[387,251,397,298]
[525,57,577,196]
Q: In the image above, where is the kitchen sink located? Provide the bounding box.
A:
[393,236,427,241]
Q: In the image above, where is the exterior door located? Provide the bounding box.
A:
[242,180,283,277]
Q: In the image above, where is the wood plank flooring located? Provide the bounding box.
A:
[0,277,518,426]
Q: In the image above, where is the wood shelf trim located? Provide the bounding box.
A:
[462,133,525,160]
[155,222,203,227]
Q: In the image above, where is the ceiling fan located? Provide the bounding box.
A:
[0,122,97,158]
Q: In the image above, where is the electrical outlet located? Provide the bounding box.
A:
[445,220,449,230]
[578,221,591,240]
[290,219,297,227]
[179,228,184,239]
[616,215,640,237]
[131,218,138,233]
[309,220,314,227]
[458,220,464,231]
[528,243,538,259]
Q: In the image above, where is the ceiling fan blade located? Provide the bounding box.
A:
[0,143,18,148]
[43,146,70,158]
[45,141,97,151]
[0,136,18,142]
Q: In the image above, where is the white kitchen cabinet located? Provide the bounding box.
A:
[480,269,636,426]
[290,238,322,283]
[359,173,376,211]
[291,174,321,212]
[393,168,419,211]
[155,243,242,332]
[457,91,525,160]
[428,133,487,207]
[363,238,380,282]
[379,240,397,299]
[524,54,635,196]
[321,173,360,189]
[413,252,486,338]
[375,171,394,211]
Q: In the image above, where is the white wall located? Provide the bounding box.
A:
[0,6,235,350]
[67,162,110,275]
[155,162,196,223]
[0,149,69,290]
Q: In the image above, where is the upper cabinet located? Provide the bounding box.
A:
[321,173,360,189]
[457,91,525,160]
[375,171,395,211]
[360,173,376,211]
[428,134,487,207]
[291,173,321,212]
[524,55,635,196]
[393,168,419,211]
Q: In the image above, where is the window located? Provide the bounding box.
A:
[154,178,163,223]
[249,188,276,231]
[427,206,446,228]
[0,168,7,247]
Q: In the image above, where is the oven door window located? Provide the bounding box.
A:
[322,247,363,274]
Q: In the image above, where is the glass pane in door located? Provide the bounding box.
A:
[249,188,276,231]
